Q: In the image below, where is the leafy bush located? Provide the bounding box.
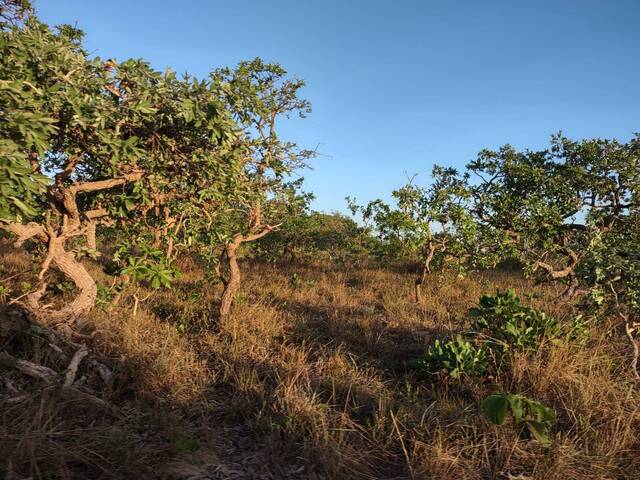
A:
[0,284,8,303]
[415,335,488,378]
[95,284,118,310]
[482,393,556,445]
[470,289,562,351]
[115,245,181,289]
[121,257,181,289]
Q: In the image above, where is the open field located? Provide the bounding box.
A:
[2,243,638,480]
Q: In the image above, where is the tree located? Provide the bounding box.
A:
[210,59,313,317]
[468,134,640,377]
[1,10,239,321]
[348,167,478,302]
[468,134,639,298]
[257,196,362,264]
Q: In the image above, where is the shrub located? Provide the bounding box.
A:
[482,393,556,445]
[470,289,562,351]
[116,245,181,289]
[95,284,116,310]
[415,335,488,378]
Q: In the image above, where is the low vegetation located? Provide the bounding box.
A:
[4,247,639,479]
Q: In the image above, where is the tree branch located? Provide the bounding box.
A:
[67,171,143,195]
[2,222,48,246]
[533,249,580,279]
[242,223,281,243]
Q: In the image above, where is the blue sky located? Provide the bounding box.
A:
[38,0,640,213]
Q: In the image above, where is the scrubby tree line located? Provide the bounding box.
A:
[349,134,640,378]
[1,0,312,319]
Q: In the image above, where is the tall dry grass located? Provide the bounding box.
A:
[1,243,638,479]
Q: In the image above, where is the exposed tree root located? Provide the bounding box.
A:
[63,346,88,387]
[5,350,121,417]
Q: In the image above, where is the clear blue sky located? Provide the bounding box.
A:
[37,0,640,213]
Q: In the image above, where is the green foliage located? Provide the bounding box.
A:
[52,281,75,295]
[19,281,31,294]
[120,255,181,290]
[470,289,562,351]
[415,335,488,378]
[95,284,113,310]
[259,209,362,262]
[584,211,640,320]
[0,4,312,318]
[468,134,640,329]
[482,393,556,445]
[204,59,314,243]
[347,166,499,276]
[114,243,181,289]
[413,290,573,381]
[564,314,591,344]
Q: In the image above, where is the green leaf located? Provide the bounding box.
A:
[482,395,509,425]
[10,196,39,217]
[506,394,524,422]
[525,420,551,445]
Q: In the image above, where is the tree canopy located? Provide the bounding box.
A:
[0,3,310,320]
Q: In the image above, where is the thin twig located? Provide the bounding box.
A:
[132,292,152,318]
[0,271,27,284]
[390,410,414,479]
[624,321,640,381]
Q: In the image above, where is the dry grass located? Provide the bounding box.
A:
[1,244,639,479]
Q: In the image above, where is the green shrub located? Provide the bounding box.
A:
[482,393,556,445]
[95,283,122,310]
[115,244,182,289]
[412,290,583,380]
[0,284,8,303]
[470,289,562,351]
[415,335,488,378]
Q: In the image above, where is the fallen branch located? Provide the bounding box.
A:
[13,357,57,383]
[4,352,121,417]
[64,346,88,388]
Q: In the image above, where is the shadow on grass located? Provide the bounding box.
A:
[271,296,453,372]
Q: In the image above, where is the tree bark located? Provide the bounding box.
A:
[560,274,579,301]
[21,234,97,323]
[219,239,241,317]
[3,170,142,323]
[217,225,277,317]
[86,220,97,250]
[415,242,436,303]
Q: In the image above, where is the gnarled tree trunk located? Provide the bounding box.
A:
[560,273,580,300]
[24,247,97,323]
[415,241,437,303]
[219,238,242,318]
[11,227,97,323]
[3,172,142,324]
[218,225,277,317]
